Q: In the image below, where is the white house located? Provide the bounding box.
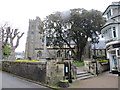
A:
[101,2,120,74]
[15,52,24,59]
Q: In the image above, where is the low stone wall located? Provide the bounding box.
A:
[2,60,76,85]
[2,60,67,85]
[84,60,110,75]
[2,61,47,83]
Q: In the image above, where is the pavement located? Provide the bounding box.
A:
[69,66,118,88]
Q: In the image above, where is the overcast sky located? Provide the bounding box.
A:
[0,0,118,52]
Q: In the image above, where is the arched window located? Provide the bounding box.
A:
[37,51,42,57]
[57,50,61,57]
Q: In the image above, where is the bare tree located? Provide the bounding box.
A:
[0,24,8,60]
[1,25,24,60]
[0,27,2,60]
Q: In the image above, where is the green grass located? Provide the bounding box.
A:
[73,61,84,66]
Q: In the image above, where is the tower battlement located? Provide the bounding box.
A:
[29,16,41,22]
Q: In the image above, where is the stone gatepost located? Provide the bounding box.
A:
[84,60,110,75]
[46,60,64,85]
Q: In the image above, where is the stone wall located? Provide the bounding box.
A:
[2,60,67,85]
[2,61,47,83]
[84,60,110,75]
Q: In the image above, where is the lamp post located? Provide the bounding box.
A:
[67,23,72,83]
[93,37,99,76]
[67,23,72,60]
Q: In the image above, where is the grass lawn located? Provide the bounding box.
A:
[73,61,84,66]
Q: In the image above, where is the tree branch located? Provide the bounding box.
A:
[12,29,20,40]
[15,32,24,48]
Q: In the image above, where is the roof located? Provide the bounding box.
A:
[102,22,120,30]
[103,4,120,15]
[91,40,106,49]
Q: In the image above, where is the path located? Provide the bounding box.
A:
[70,70,118,88]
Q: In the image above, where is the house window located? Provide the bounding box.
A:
[117,49,120,56]
[107,10,112,18]
[112,27,116,38]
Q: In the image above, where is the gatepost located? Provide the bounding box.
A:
[64,62,72,83]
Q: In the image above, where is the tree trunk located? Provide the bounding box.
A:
[76,51,81,61]
[0,41,2,60]
[75,46,81,61]
[75,41,86,61]
[76,50,84,61]
[8,47,16,60]
[0,48,2,60]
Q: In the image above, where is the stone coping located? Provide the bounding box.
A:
[1,60,47,64]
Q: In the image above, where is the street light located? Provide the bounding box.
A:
[92,36,99,76]
[67,23,72,83]
[67,23,72,60]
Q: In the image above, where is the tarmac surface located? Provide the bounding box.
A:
[69,66,118,88]
[1,71,52,89]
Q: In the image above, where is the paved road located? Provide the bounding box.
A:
[0,71,52,89]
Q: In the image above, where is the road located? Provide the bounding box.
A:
[0,71,52,89]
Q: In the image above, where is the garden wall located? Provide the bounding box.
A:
[2,60,65,85]
[84,60,110,75]
[2,61,47,83]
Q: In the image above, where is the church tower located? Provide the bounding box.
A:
[25,17,43,60]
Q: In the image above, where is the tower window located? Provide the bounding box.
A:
[32,25,34,27]
[31,32,34,34]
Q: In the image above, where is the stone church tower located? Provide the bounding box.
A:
[25,17,43,60]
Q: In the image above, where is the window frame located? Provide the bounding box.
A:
[112,27,116,38]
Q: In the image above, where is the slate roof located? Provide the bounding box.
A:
[91,40,106,49]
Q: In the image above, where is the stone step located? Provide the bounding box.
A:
[75,71,95,81]
[77,72,86,75]
[76,73,90,78]
[76,75,94,80]
[72,74,94,82]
